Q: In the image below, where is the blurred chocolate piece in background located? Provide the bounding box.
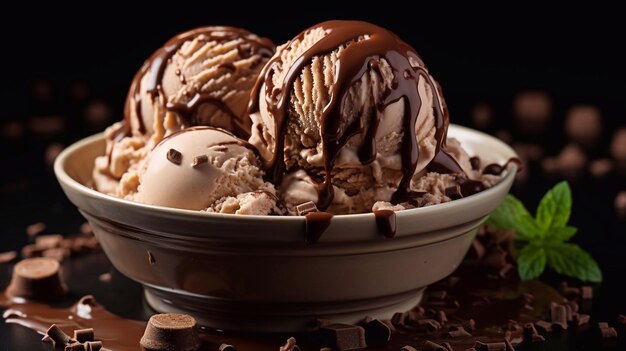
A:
[565,105,603,149]
[513,90,552,136]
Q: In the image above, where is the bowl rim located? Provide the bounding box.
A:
[54,124,518,223]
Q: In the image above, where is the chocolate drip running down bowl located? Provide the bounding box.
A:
[54,125,517,332]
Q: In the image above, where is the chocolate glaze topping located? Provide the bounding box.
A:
[249,21,463,210]
[108,27,273,168]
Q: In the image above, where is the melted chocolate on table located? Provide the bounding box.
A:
[249,20,464,211]
[1,266,562,351]
[373,210,397,238]
[108,27,275,166]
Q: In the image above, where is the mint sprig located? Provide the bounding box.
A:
[487,181,602,282]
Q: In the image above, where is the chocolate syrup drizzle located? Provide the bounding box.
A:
[109,27,275,166]
[249,21,463,211]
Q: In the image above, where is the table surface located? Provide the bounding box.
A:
[1,250,626,350]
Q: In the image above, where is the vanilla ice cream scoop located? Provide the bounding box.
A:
[133,127,274,211]
[249,20,464,212]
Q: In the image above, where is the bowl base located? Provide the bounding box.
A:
[144,286,424,332]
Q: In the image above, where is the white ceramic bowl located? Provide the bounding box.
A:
[54,124,517,332]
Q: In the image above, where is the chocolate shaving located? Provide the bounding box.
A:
[448,326,472,338]
[474,340,506,351]
[219,343,237,351]
[423,340,449,351]
[600,327,618,338]
[279,336,300,351]
[166,148,182,165]
[523,323,544,343]
[84,341,103,351]
[296,201,318,216]
[445,184,463,200]
[73,328,94,343]
[362,318,391,345]
[598,322,609,329]
[572,313,590,326]
[0,250,17,263]
[191,155,208,168]
[46,324,72,347]
[26,222,46,237]
[319,324,366,350]
[534,320,552,332]
[65,343,85,351]
[551,303,568,330]
[436,310,447,325]
[581,286,593,299]
[400,346,417,351]
[618,314,626,324]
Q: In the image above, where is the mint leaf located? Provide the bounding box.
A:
[487,195,528,230]
[487,195,541,240]
[546,242,603,283]
[536,181,572,234]
[517,244,547,281]
[548,226,578,242]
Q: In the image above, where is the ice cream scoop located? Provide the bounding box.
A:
[249,20,463,213]
[133,127,276,212]
[93,26,274,194]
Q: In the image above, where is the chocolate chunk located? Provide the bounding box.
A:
[374,209,396,238]
[534,320,552,332]
[598,322,609,329]
[423,340,448,350]
[42,248,70,262]
[21,244,46,258]
[470,156,481,170]
[65,343,85,351]
[191,155,208,168]
[400,346,417,351]
[46,324,71,348]
[73,328,94,342]
[391,312,407,326]
[436,310,447,324]
[36,234,64,249]
[448,326,472,338]
[551,303,568,330]
[618,314,626,324]
[84,341,102,351]
[26,222,46,237]
[504,339,515,351]
[140,313,200,351]
[600,327,618,338]
[498,264,514,279]
[296,201,318,216]
[99,272,112,282]
[320,348,332,351]
[572,313,590,326]
[6,258,67,300]
[381,319,396,333]
[167,148,182,165]
[0,250,17,263]
[80,222,93,235]
[219,344,237,351]
[445,184,463,200]
[362,318,390,345]
[279,337,299,351]
[319,323,366,350]
[474,341,506,351]
[581,286,593,299]
[503,320,521,332]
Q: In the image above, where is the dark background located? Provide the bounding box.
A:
[1,6,625,347]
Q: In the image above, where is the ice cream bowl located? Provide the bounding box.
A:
[54,124,517,332]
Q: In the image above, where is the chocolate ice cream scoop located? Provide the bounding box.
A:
[249,20,463,211]
[94,26,274,192]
